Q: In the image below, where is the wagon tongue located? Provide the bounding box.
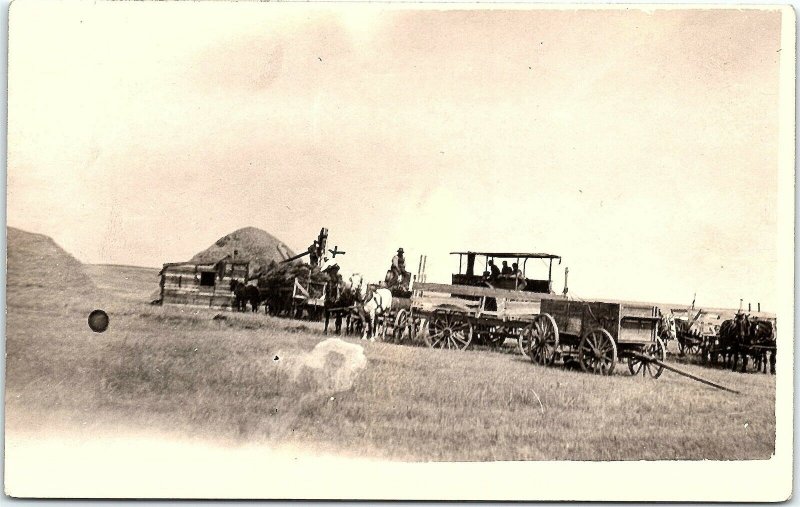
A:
[628,352,740,394]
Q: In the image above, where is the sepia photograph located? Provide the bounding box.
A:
[4,1,795,500]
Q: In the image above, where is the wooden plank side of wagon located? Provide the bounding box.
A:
[541,297,660,345]
[412,295,480,314]
[412,282,547,322]
[540,298,621,339]
[413,282,563,302]
[617,302,659,344]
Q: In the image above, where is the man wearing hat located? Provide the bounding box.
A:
[390,248,410,290]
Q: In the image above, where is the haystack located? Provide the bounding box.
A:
[190,227,295,275]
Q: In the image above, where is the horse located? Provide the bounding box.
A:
[718,313,751,372]
[748,318,776,374]
[349,273,393,341]
[657,310,677,347]
[229,279,261,312]
[322,266,357,335]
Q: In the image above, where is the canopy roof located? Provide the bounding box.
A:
[450,251,561,260]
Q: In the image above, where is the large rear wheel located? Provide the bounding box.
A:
[578,328,617,375]
[527,314,559,366]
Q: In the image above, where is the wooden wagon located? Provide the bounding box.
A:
[401,282,559,349]
[380,288,414,342]
[396,251,566,348]
[669,309,722,357]
[528,298,666,377]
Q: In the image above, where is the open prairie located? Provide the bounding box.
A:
[5,263,775,462]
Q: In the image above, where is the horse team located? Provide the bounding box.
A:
[230,273,393,341]
[712,313,776,374]
[660,311,776,374]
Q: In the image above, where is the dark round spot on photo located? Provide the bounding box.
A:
[88,309,109,333]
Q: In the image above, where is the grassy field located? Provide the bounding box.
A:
[83,264,161,303]
[5,263,776,462]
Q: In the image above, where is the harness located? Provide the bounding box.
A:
[360,285,388,314]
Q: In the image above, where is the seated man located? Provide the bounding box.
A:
[389,248,411,290]
[488,260,500,281]
[501,261,513,276]
[512,262,527,290]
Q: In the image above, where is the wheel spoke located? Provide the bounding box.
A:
[429,329,445,340]
[586,335,597,355]
[430,331,446,348]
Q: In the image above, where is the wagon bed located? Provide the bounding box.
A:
[528,297,665,376]
[403,282,563,349]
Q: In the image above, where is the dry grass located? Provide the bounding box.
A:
[6,273,775,461]
[4,228,776,463]
[83,264,161,302]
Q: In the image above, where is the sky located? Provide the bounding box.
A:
[7,3,789,310]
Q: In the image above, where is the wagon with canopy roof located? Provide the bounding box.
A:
[397,251,565,349]
[398,251,667,378]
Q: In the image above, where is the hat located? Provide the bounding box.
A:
[397,248,404,253]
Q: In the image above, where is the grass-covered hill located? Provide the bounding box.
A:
[6,226,106,312]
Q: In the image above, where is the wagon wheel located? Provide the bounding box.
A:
[578,329,617,375]
[627,337,666,379]
[677,338,687,356]
[424,312,473,350]
[392,309,410,344]
[377,312,392,341]
[686,337,702,356]
[526,314,560,366]
[412,316,428,345]
[518,326,534,356]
